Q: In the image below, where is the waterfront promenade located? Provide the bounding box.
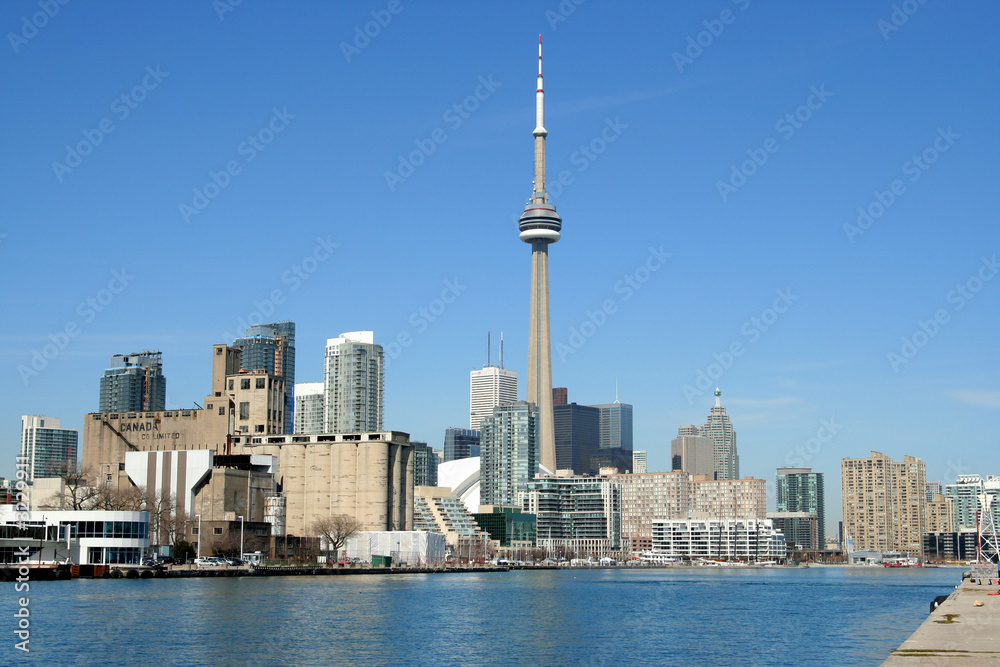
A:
[883,568,1000,665]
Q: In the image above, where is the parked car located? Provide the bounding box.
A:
[195,557,224,567]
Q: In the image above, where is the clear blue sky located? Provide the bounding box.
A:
[2,1,997,532]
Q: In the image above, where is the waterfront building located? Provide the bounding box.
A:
[614,471,690,553]
[671,433,716,478]
[480,402,539,507]
[324,331,384,434]
[518,37,560,475]
[767,512,818,552]
[523,472,621,558]
[691,475,767,520]
[590,401,633,451]
[0,506,150,566]
[926,493,956,533]
[232,430,413,537]
[923,530,980,562]
[443,427,480,462]
[473,506,537,552]
[437,456,483,513]
[98,351,166,413]
[650,518,786,561]
[233,321,295,433]
[344,531,446,566]
[293,382,324,434]
[20,415,78,482]
[699,388,739,480]
[944,474,1000,531]
[775,467,826,549]
[470,366,518,431]
[553,402,599,474]
[412,441,439,487]
[413,486,489,553]
[632,450,647,474]
[841,451,926,555]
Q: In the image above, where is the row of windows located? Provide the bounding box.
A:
[66,521,148,539]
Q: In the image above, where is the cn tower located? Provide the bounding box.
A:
[518,36,561,474]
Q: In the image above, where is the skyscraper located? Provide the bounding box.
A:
[590,401,634,451]
[776,467,826,549]
[632,450,647,474]
[324,331,384,433]
[701,388,739,480]
[411,441,439,487]
[443,427,481,462]
[233,321,295,433]
[480,402,538,506]
[293,382,324,435]
[671,433,716,478]
[518,37,561,475]
[553,402,599,474]
[470,366,518,431]
[98,351,166,413]
[20,415,78,481]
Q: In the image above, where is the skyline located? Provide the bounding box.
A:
[2,2,998,528]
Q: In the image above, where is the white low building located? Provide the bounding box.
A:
[0,506,150,566]
[651,518,786,561]
[345,531,446,566]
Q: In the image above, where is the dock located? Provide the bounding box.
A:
[883,566,1000,665]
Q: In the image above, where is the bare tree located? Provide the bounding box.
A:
[93,483,145,511]
[312,514,362,564]
[49,461,99,510]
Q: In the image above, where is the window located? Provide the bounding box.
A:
[240,402,249,420]
[228,380,234,391]
[241,379,250,390]
[219,406,226,416]
[255,425,265,433]
[213,527,223,536]
[192,526,199,535]
[256,378,266,389]
[216,347,223,355]
[207,404,213,410]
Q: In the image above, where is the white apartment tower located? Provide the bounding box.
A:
[470,367,518,431]
[293,382,325,435]
[324,331,384,433]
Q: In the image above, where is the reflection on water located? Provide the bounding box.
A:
[8,567,957,666]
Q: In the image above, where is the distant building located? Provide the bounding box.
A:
[615,471,690,553]
[412,441,438,487]
[99,351,166,413]
[233,321,295,434]
[944,475,1000,531]
[699,388,738,480]
[925,480,942,503]
[589,447,633,474]
[923,530,979,562]
[443,427,480,462]
[20,415,78,482]
[480,402,538,507]
[841,451,926,555]
[227,369,285,435]
[413,486,489,552]
[553,403,599,474]
[926,493,956,534]
[590,401,633,451]
[470,366,518,430]
[776,467,825,549]
[651,518,786,561]
[552,387,567,406]
[523,472,621,558]
[671,433,716,478]
[632,450,647,474]
[293,382,324,434]
[690,475,767,520]
[473,506,537,551]
[0,507,150,566]
[324,331,384,433]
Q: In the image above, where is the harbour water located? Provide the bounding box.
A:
[7,566,958,666]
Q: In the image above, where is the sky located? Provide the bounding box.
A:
[1,1,997,533]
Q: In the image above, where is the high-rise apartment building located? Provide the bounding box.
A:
[233,321,295,433]
[469,366,518,431]
[700,388,738,480]
[690,475,767,520]
[671,433,716,478]
[293,382,324,435]
[841,451,927,554]
[776,467,826,549]
[324,331,384,433]
[614,471,690,552]
[443,427,480,462]
[553,403,599,474]
[98,351,166,413]
[925,480,942,502]
[20,415,78,481]
[523,472,621,558]
[944,475,1000,531]
[480,402,538,507]
[632,450,647,474]
[412,442,439,487]
[925,493,956,533]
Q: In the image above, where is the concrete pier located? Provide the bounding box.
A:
[883,567,1000,665]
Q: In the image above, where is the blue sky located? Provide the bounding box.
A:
[2,1,997,531]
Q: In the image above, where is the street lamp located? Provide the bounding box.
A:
[195,514,202,562]
[238,515,245,561]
